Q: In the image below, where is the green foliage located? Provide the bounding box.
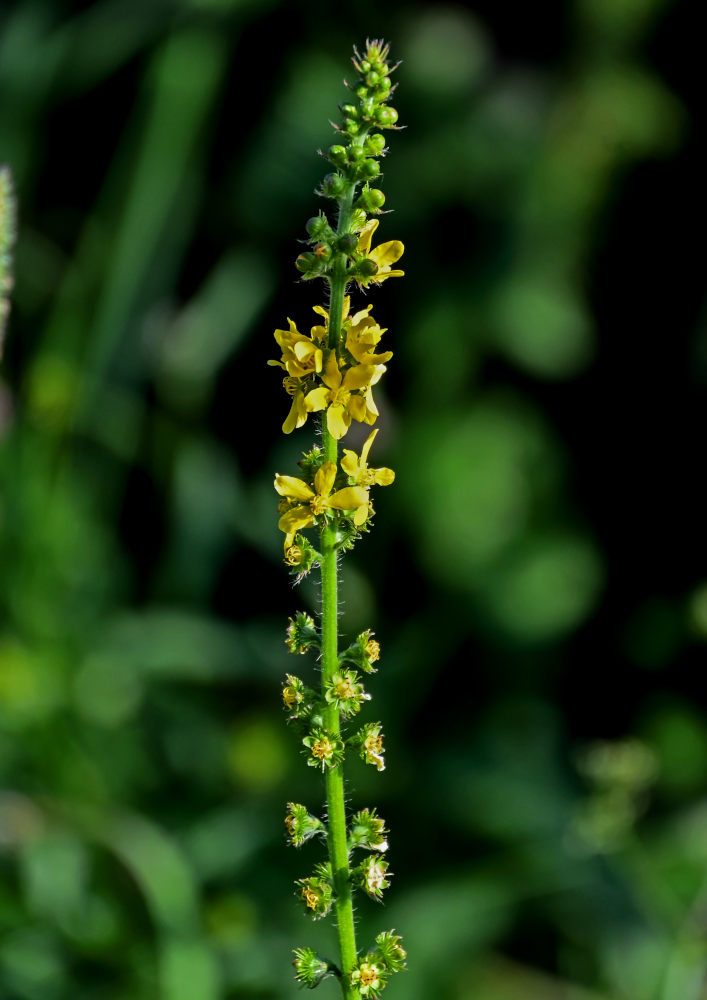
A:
[0,1,703,998]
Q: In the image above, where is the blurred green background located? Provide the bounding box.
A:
[1,0,706,997]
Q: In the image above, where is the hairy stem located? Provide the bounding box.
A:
[319,173,365,993]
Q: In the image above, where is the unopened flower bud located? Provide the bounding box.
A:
[376,106,398,127]
[293,947,332,988]
[320,172,346,199]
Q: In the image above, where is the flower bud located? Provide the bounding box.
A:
[372,930,407,973]
[313,243,332,261]
[359,159,380,180]
[348,258,378,281]
[375,106,398,127]
[365,133,386,155]
[343,118,360,136]
[356,187,385,213]
[319,172,346,199]
[293,947,332,989]
[285,611,319,655]
[349,808,389,852]
[295,252,323,278]
[341,103,358,118]
[336,232,359,255]
[285,803,325,847]
[305,214,334,241]
[328,144,347,166]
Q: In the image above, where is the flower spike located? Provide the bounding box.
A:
[271,39,405,996]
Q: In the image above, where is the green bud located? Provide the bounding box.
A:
[337,233,358,255]
[306,214,334,241]
[341,103,358,118]
[293,947,333,989]
[295,252,324,278]
[320,172,346,199]
[348,808,389,852]
[372,930,407,973]
[355,83,367,99]
[348,145,366,164]
[366,70,380,86]
[360,159,380,180]
[328,144,347,166]
[348,257,378,280]
[360,59,371,73]
[285,611,319,655]
[376,106,398,127]
[285,803,325,847]
[365,133,386,155]
[357,187,385,212]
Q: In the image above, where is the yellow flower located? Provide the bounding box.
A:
[313,299,392,366]
[345,305,393,366]
[281,376,308,434]
[275,461,368,547]
[268,318,323,378]
[341,429,395,526]
[304,350,385,440]
[356,218,404,285]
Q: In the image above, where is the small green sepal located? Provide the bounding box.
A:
[286,612,320,655]
[292,946,335,989]
[285,803,326,847]
[372,930,407,973]
[348,808,389,853]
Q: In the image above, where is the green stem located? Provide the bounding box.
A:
[319,170,366,994]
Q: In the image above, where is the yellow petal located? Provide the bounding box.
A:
[347,395,367,423]
[357,219,378,255]
[327,404,351,440]
[274,475,314,501]
[321,350,342,390]
[278,506,314,536]
[353,503,369,526]
[374,268,405,282]
[314,461,337,498]
[343,364,378,391]
[313,305,328,320]
[327,486,369,510]
[340,449,360,478]
[304,386,330,412]
[282,392,307,434]
[360,429,378,466]
[370,240,404,269]
[373,467,395,486]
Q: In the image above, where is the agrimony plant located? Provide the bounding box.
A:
[271,40,406,999]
